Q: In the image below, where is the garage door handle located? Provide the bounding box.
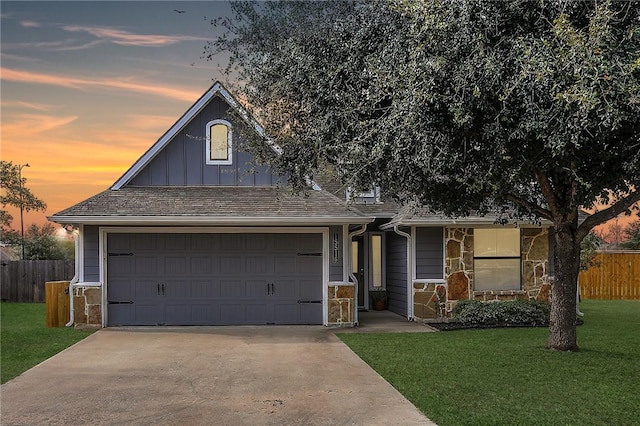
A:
[271,283,275,295]
[298,300,322,304]
[297,252,322,257]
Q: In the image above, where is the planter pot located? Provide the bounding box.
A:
[373,300,386,311]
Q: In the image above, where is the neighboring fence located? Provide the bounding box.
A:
[0,260,75,303]
[579,252,640,300]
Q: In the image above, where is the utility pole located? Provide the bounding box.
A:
[18,163,30,259]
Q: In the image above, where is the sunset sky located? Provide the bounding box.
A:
[1,1,637,234]
[2,1,232,228]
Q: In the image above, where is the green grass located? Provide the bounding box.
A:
[338,300,640,426]
[1,303,95,384]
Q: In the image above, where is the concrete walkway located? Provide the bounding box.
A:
[1,325,436,425]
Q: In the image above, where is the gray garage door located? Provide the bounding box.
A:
[107,233,323,326]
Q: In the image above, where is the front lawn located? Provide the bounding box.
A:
[338,300,640,426]
[1,303,94,384]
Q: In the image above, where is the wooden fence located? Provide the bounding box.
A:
[578,252,640,300]
[0,260,75,303]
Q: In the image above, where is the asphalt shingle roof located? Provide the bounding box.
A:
[50,186,369,223]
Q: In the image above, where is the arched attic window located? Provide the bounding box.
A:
[206,119,233,165]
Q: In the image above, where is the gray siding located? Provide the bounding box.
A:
[129,97,283,187]
[329,226,344,281]
[386,231,408,317]
[415,227,444,279]
[83,225,100,282]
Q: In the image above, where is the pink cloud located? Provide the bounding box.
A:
[1,113,78,136]
[62,25,207,46]
[1,67,201,101]
[20,20,40,28]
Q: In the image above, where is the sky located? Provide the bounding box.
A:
[1,1,637,235]
[1,1,233,228]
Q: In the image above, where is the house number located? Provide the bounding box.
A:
[332,233,340,264]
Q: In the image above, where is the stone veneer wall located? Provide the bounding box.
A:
[73,286,102,327]
[413,282,447,320]
[445,227,552,303]
[445,228,474,300]
[327,282,354,326]
[521,228,551,302]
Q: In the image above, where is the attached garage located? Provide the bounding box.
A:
[106,232,324,326]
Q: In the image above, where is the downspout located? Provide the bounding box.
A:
[393,225,413,321]
[348,224,368,326]
[65,227,80,327]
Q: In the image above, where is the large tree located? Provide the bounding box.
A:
[23,223,73,260]
[208,0,640,351]
[621,220,640,250]
[1,160,46,241]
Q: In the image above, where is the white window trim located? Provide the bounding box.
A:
[205,119,233,165]
[473,228,522,291]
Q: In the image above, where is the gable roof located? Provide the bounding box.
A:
[111,81,283,190]
[51,186,370,225]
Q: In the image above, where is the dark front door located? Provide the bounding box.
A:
[353,236,365,307]
[107,233,323,326]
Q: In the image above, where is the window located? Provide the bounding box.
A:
[351,241,359,274]
[206,119,232,165]
[346,185,381,204]
[371,234,383,288]
[473,228,521,291]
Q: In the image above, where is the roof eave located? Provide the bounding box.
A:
[48,215,374,226]
[380,217,552,229]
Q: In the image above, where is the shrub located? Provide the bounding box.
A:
[452,299,550,326]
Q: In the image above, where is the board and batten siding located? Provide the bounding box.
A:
[129,97,282,187]
[415,227,445,279]
[386,231,408,316]
[83,225,100,282]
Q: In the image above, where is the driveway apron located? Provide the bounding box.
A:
[1,327,435,425]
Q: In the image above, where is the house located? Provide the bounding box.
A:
[50,83,553,328]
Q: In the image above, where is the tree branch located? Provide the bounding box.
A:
[577,190,640,241]
[534,170,562,218]
[504,194,553,221]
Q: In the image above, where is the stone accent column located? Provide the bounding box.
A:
[445,228,474,300]
[73,285,102,328]
[522,228,551,301]
[413,281,447,321]
[327,282,354,326]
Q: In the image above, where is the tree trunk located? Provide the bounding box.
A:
[547,225,581,351]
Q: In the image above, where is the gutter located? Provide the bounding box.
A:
[48,215,371,226]
[65,227,80,327]
[392,225,413,321]
[348,224,368,325]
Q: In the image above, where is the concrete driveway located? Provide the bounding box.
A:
[1,326,435,425]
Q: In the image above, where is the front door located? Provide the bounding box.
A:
[353,236,365,308]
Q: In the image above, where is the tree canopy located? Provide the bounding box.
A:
[209,0,640,350]
[1,160,46,238]
[621,220,640,249]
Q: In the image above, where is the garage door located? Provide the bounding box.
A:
[107,233,323,325]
